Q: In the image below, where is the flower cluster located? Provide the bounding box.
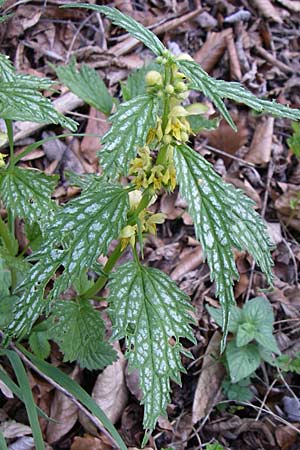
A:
[129,146,176,192]
[119,190,166,250]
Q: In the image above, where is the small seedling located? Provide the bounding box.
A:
[207,297,280,383]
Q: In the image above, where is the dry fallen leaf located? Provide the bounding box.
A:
[275,185,300,230]
[194,29,232,73]
[46,366,81,443]
[71,435,114,450]
[92,343,128,424]
[192,331,225,424]
[252,0,283,22]
[171,247,203,282]
[245,117,274,165]
[276,0,300,12]
[275,424,299,450]
[0,420,32,439]
[81,107,110,166]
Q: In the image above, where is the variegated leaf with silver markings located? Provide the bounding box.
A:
[174,143,274,349]
[99,94,160,178]
[108,261,195,432]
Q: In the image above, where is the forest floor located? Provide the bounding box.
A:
[1,0,300,449]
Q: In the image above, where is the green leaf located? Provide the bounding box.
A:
[287,122,300,158]
[0,167,58,226]
[65,4,166,56]
[0,432,8,450]
[206,305,242,334]
[243,296,274,328]
[0,82,77,130]
[236,322,256,347]
[225,341,261,382]
[177,60,237,130]
[19,346,128,450]
[55,58,113,115]
[6,181,129,338]
[177,59,300,128]
[174,144,274,348]
[29,331,51,360]
[0,53,15,81]
[187,115,219,133]
[0,295,17,328]
[5,350,46,450]
[100,94,159,178]
[48,299,117,370]
[0,256,11,296]
[222,376,253,402]
[108,261,195,432]
[5,246,65,339]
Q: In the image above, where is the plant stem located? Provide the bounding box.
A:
[0,215,15,256]
[0,215,18,289]
[161,63,172,133]
[80,242,123,300]
[5,120,14,166]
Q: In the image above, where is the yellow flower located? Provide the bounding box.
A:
[119,225,137,250]
[129,146,152,175]
[0,152,7,168]
[128,190,143,211]
[165,105,192,142]
[144,212,166,235]
[148,165,164,191]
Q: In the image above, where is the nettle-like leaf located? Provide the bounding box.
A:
[108,261,195,431]
[66,4,166,56]
[48,299,117,370]
[100,94,159,178]
[6,246,65,339]
[6,181,129,338]
[177,59,300,128]
[0,83,77,129]
[0,53,77,130]
[55,58,113,115]
[174,144,274,347]
[0,167,58,226]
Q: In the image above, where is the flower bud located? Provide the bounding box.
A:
[176,53,193,61]
[165,84,174,94]
[174,81,187,92]
[163,134,172,144]
[180,131,189,142]
[145,70,162,86]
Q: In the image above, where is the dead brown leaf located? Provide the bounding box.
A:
[276,0,300,12]
[245,117,274,165]
[252,0,283,22]
[194,29,232,73]
[171,248,203,282]
[81,107,110,166]
[276,424,298,450]
[275,185,300,230]
[226,32,242,80]
[46,366,81,444]
[92,343,128,424]
[202,113,248,162]
[71,435,113,450]
[192,331,225,424]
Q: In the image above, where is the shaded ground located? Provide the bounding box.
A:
[0,0,300,449]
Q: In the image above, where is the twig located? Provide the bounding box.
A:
[255,377,277,421]
[204,143,256,167]
[255,46,294,74]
